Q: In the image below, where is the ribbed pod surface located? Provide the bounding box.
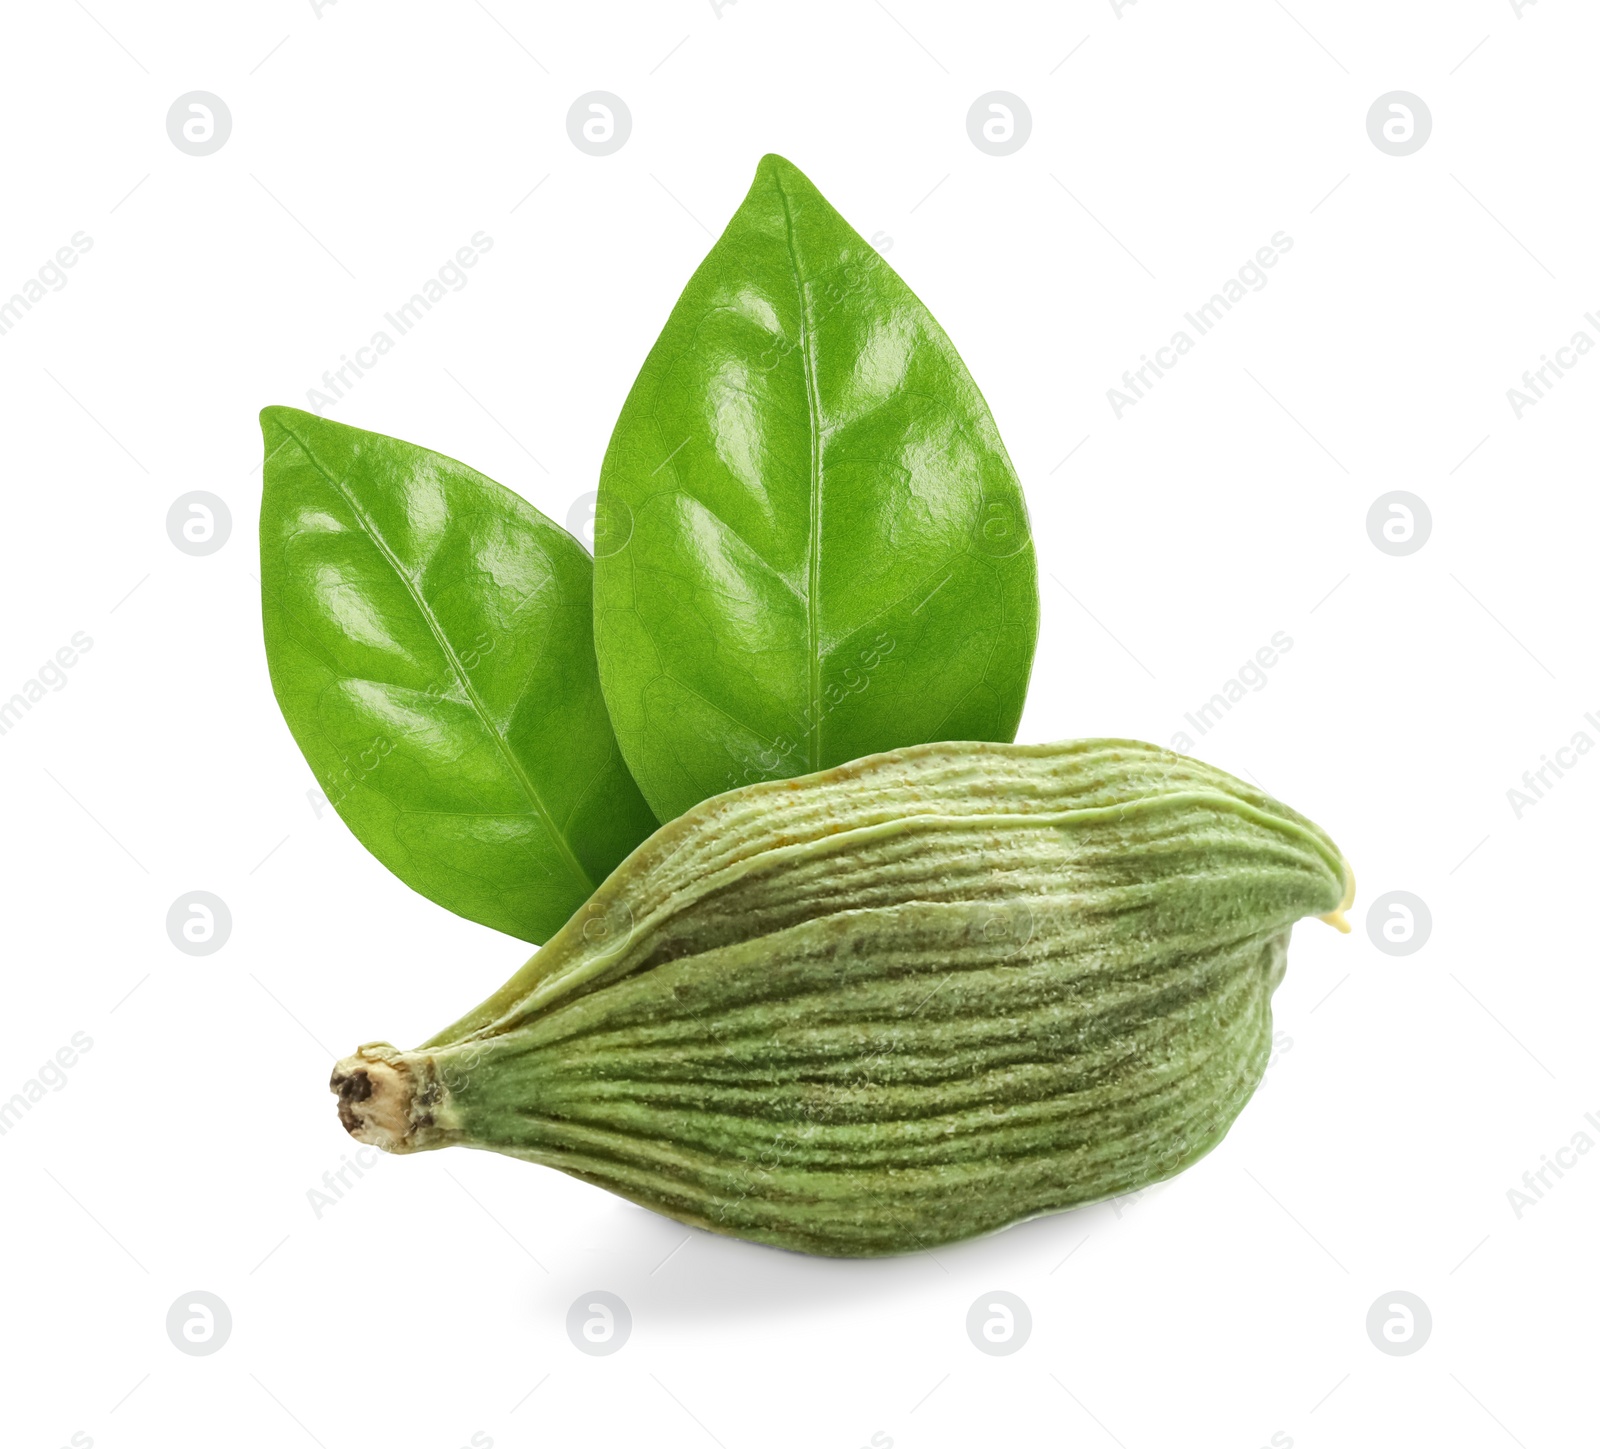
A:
[334,739,1350,1256]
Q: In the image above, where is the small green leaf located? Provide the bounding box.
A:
[259,406,656,943]
[594,153,1039,822]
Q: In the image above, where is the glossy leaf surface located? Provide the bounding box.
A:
[594,153,1039,822]
[259,407,656,943]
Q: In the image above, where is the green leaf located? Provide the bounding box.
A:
[593,153,1039,822]
[259,406,657,943]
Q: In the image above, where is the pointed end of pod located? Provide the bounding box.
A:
[1317,861,1357,934]
[330,1043,431,1152]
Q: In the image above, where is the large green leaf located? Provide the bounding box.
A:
[593,153,1039,822]
[259,406,656,943]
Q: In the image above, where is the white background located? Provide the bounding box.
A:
[1,2,1594,1446]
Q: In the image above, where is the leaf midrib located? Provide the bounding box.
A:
[775,172,825,772]
[276,416,596,897]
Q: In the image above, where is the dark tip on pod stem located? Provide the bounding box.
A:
[330,1060,373,1134]
[328,1043,429,1152]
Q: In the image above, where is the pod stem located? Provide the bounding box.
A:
[330,1043,453,1153]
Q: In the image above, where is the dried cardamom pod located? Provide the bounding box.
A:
[333,739,1351,1256]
